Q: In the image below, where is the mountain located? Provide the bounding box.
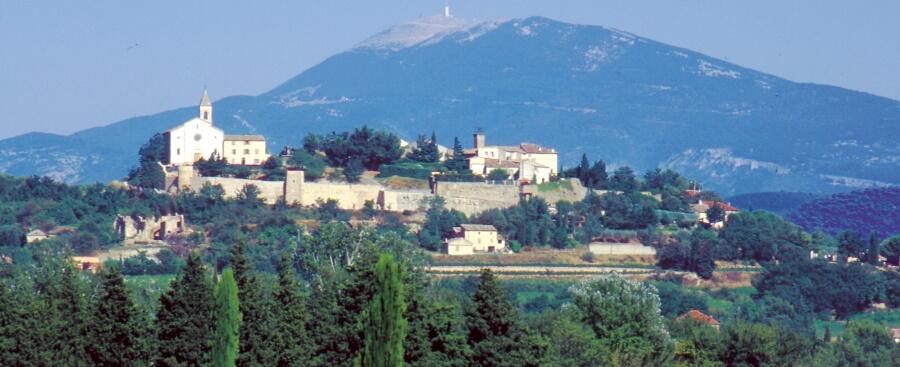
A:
[2,15,899,195]
[727,192,828,215]
[786,187,900,237]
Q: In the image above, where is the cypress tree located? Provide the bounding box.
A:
[156,253,215,367]
[866,233,881,265]
[274,253,312,367]
[230,242,279,366]
[360,254,407,367]
[87,267,151,367]
[577,154,591,187]
[213,268,241,367]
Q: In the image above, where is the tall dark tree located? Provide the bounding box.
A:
[42,263,93,366]
[274,253,312,367]
[156,253,215,367]
[126,133,167,189]
[587,160,608,189]
[360,254,407,367]
[230,242,279,366]
[866,232,881,264]
[445,137,469,172]
[88,268,151,367]
[577,154,591,187]
[465,269,545,367]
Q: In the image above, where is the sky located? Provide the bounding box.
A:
[1,0,898,139]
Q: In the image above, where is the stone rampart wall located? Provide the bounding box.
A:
[192,177,284,204]
[435,182,521,215]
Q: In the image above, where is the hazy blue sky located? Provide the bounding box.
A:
[1,0,898,139]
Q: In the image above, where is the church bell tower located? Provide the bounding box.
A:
[199,89,213,124]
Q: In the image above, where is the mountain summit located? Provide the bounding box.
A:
[1,16,898,195]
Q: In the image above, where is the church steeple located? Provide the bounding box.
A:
[199,89,213,123]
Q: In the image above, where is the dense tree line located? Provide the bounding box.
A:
[788,187,900,237]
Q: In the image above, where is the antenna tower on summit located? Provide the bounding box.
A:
[444,4,451,18]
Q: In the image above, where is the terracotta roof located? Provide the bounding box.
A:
[224,135,266,141]
[698,200,739,212]
[892,328,900,339]
[483,158,520,169]
[520,143,555,154]
[677,310,720,326]
[461,224,497,232]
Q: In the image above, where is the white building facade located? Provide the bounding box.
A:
[164,90,225,165]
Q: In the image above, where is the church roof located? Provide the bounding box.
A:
[200,89,212,107]
[224,135,266,141]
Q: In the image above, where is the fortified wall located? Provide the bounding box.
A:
[173,167,588,216]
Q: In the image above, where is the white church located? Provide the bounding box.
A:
[164,90,269,166]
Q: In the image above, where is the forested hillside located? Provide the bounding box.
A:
[727,191,826,215]
[788,187,900,236]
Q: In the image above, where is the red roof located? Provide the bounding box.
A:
[677,310,720,326]
[699,200,739,212]
[519,143,555,154]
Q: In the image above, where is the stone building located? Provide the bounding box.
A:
[466,131,557,183]
[164,90,225,165]
[164,90,269,166]
[223,135,269,165]
[444,224,506,255]
[115,214,186,242]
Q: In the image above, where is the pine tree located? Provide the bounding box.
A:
[88,267,151,367]
[465,269,544,367]
[44,263,92,366]
[445,137,468,172]
[213,268,241,367]
[360,254,407,367]
[274,253,312,367]
[156,253,215,367]
[230,242,279,366]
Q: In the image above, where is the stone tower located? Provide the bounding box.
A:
[284,169,305,205]
[199,89,213,123]
[473,129,485,149]
[177,165,195,190]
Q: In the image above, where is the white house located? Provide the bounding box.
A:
[164,90,225,165]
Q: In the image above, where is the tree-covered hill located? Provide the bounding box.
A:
[787,187,900,236]
[727,191,827,215]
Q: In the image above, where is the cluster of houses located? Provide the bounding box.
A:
[465,130,558,184]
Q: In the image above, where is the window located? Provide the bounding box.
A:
[231,149,236,155]
[254,149,259,154]
[176,148,180,155]
[253,159,260,164]
[244,149,250,154]
[244,141,250,145]
[203,111,208,120]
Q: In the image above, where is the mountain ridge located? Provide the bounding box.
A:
[1,15,898,194]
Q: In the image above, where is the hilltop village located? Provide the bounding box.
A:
[137,91,740,258]
[3,90,899,366]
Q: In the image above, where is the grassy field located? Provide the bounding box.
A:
[815,309,900,338]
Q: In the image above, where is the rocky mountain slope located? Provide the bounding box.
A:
[2,15,899,195]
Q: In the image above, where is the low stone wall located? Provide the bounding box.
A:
[589,242,657,256]
[300,182,383,210]
[192,177,283,204]
[435,181,521,215]
[531,179,589,204]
